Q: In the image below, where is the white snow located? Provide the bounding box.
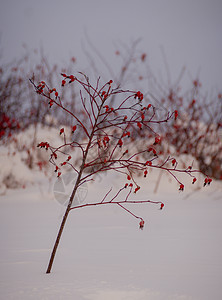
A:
[0,122,67,194]
[1,125,222,300]
[0,169,222,300]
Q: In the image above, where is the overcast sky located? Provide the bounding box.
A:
[0,0,222,90]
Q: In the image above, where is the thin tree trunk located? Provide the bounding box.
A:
[46,104,101,274]
[46,174,81,274]
[46,202,71,273]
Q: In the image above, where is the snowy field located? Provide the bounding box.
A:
[1,168,222,300]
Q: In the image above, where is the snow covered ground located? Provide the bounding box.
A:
[1,168,222,300]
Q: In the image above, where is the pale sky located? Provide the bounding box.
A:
[0,0,222,90]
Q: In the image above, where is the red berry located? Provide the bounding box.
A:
[72,125,77,133]
[139,219,144,230]
[134,186,140,193]
[118,139,123,147]
[154,136,160,145]
[69,75,75,83]
[179,184,184,191]
[174,110,178,120]
[192,178,197,184]
[172,159,176,166]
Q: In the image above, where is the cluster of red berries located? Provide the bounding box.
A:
[104,105,114,113]
[36,81,45,94]
[135,91,144,101]
[204,178,212,186]
[148,147,157,156]
[37,142,50,150]
[61,73,76,86]
[0,114,20,139]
